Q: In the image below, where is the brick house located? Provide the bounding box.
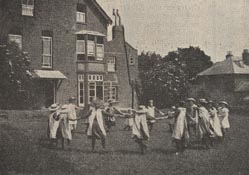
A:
[0,0,139,108]
[195,50,249,106]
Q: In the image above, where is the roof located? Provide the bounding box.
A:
[75,30,106,36]
[33,70,67,79]
[198,56,249,76]
[125,42,137,51]
[88,0,112,25]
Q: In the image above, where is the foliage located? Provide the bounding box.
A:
[138,47,213,108]
[0,42,34,109]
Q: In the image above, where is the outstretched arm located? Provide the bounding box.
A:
[155,107,165,115]
[68,110,92,121]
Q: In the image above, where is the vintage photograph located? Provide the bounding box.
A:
[0,0,249,174]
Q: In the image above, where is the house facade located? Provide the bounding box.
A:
[0,0,139,108]
[194,50,249,106]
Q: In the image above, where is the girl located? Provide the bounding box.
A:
[218,101,230,138]
[207,101,223,141]
[172,101,189,155]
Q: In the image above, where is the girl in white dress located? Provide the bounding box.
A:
[218,101,230,138]
[172,101,189,155]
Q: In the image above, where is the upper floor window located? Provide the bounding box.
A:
[76,4,86,23]
[129,57,135,65]
[76,34,105,61]
[42,35,52,68]
[76,35,85,60]
[87,35,95,57]
[107,57,116,72]
[22,0,34,16]
[96,36,104,61]
[8,34,22,50]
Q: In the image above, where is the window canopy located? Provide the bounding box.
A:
[75,30,106,37]
[33,70,67,79]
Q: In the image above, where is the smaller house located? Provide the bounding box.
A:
[196,50,249,106]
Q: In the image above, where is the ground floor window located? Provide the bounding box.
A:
[78,74,84,106]
[78,74,118,105]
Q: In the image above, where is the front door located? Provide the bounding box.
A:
[44,81,55,108]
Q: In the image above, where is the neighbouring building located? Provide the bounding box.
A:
[0,0,139,108]
[195,50,249,106]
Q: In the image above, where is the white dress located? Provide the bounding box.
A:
[87,109,106,137]
[209,108,223,137]
[218,107,230,129]
[147,106,156,123]
[68,103,77,126]
[172,107,189,140]
[132,112,150,140]
[59,109,72,140]
[49,111,60,139]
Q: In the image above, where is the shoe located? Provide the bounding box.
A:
[175,152,179,155]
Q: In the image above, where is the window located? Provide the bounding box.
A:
[42,36,52,68]
[96,44,104,61]
[78,74,84,106]
[129,57,135,65]
[88,74,103,82]
[107,57,116,72]
[22,0,34,16]
[76,34,105,61]
[104,82,117,101]
[110,87,117,100]
[87,40,95,56]
[76,4,86,23]
[8,34,22,49]
[76,35,85,60]
[88,82,104,102]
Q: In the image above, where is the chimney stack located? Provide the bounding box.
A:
[242,49,249,65]
[226,51,233,59]
[112,9,124,40]
[113,9,117,26]
[116,9,121,26]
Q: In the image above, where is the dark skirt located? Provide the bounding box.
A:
[89,119,105,140]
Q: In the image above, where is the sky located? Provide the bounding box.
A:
[97,0,249,62]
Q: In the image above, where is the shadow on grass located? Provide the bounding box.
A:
[152,148,176,155]
[0,124,81,175]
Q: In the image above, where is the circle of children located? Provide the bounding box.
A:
[48,97,230,155]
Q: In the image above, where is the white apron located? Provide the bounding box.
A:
[132,112,150,140]
[59,110,72,140]
[49,112,60,139]
[172,107,189,140]
[218,107,230,129]
[209,108,223,137]
[68,104,77,126]
[87,109,106,137]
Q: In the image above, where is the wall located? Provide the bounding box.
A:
[0,0,109,107]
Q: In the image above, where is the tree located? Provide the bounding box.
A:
[138,47,213,108]
[0,42,34,109]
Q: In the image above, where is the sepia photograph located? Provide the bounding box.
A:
[0,0,249,174]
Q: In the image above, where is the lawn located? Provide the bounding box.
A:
[0,110,249,175]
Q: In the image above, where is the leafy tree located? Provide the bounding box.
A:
[138,47,213,108]
[0,42,34,109]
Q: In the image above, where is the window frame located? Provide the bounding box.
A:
[78,74,85,107]
[22,0,34,17]
[76,11,86,23]
[107,57,116,72]
[96,44,104,61]
[42,36,53,69]
[8,34,22,50]
[129,56,135,65]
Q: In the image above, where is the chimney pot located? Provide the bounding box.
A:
[226,51,233,59]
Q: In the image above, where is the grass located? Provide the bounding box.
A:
[0,110,249,175]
